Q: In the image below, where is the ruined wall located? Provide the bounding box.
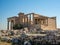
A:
[41,17,57,30]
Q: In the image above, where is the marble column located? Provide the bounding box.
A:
[7,21,9,30]
[30,13,34,25]
[40,19,41,29]
[10,22,12,30]
[29,14,31,25]
[32,13,35,25]
[32,13,34,25]
[10,21,14,30]
[27,15,28,27]
[24,16,25,26]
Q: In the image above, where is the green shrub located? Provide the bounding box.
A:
[13,24,24,30]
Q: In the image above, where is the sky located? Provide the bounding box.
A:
[0,0,60,30]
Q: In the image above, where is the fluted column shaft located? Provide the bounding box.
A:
[7,21,9,30]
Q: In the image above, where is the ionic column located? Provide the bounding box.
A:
[30,13,34,25]
[32,13,34,25]
[27,16,28,27]
[11,21,14,30]
[40,19,41,29]
[10,22,12,30]
[10,21,12,30]
[24,16,25,26]
[33,14,35,24]
[7,21,9,30]
[28,14,31,27]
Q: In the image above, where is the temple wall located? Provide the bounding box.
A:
[41,18,57,30]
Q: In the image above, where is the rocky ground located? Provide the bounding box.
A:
[0,29,60,45]
[0,42,11,45]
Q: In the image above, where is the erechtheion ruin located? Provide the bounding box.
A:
[7,12,57,30]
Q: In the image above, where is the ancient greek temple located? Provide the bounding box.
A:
[7,12,57,30]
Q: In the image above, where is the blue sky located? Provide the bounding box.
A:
[0,0,60,30]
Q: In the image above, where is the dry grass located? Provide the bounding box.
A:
[0,42,11,45]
